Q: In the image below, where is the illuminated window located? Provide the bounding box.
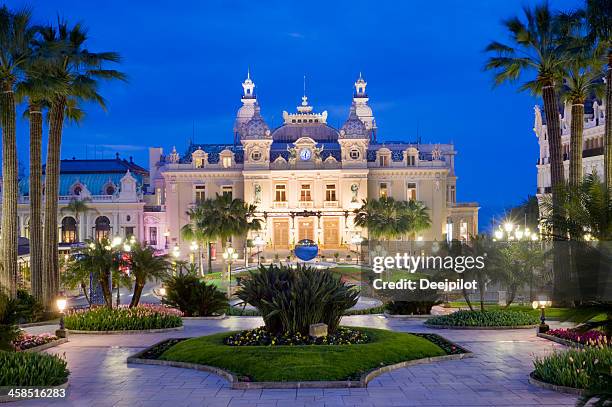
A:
[300,184,312,201]
[194,185,206,203]
[222,186,233,199]
[222,156,232,168]
[325,184,337,201]
[407,183,417,201]
[379,183,388,199]
[195,158,205,168]
[407,155,416,166]
[275,184,286,202]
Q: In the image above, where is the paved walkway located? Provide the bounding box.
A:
[16,316,577,407]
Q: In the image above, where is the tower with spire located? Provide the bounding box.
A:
[352,73,377,142]
[234,70,258,144]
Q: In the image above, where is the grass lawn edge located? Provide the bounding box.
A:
[126,328,473,389]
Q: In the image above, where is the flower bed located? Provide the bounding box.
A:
[425,309,539,328]
[0,352,69,386]
[64,304,183,331]
[545,328,608,346]
[532,345,612,390]
[12,332,59,351]
[223,327,370,346]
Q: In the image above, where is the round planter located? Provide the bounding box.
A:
[424,323,538,330]
[528,372,586,396]
[0,382,69,403]
[66,325,183,335]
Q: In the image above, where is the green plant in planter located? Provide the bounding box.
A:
[162,274,227,317]
[0,352,69,386]
[237,264,359,335]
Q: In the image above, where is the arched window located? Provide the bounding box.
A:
[73,185,82,196]
[94,216,111,241]
[61,217,77,243]
[105,185,115,195]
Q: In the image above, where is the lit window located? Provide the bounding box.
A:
[195,185,206,203]
[407,155,416,166]
[275,184,286,202]
[379,154,389,167]
[379,183,388,199]
[222,156,232,168]
[407,183,417,201]
[325,184,337,201]
[300,184,312,201]
[195,158,205,168]
[222,186,233,199]
[350,149,360,160]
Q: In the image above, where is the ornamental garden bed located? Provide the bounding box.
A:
[530,345,611,395]
[538,328,608,348]
[425,309,539,329]
[64,304,183,332]
[127,327,471,388]
[12,332,68,352]
[0,351,70,402]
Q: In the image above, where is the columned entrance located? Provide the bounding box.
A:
[323,218,340,248]
[298,219,315,241]
[273,219,289,249]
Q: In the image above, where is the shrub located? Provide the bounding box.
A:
[64,305,183,331]
[15,290,45,323]
[224,326,369,346]
[533,345,612,389]
[0,290,20,351]
[0,352,69,386]
[162,274,227,317]
[425,309,538,327]
[237,264,359,335]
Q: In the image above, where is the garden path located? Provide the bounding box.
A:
[17,316,577,407]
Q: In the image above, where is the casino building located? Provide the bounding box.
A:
[151,74,479,257]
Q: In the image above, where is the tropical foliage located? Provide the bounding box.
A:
[127,243,171,307]
[162,274,227,317]
[237,264,359,335]
[354,197,431,240]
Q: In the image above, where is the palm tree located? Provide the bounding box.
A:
[0,6,36,298]
[128,243,171,307]
[60,198,96,242]
[354,197,431,241]
[39,20,125,308]
[72,239,117,308]
[584,0,611,189]
[181,200,215,274]
[484,3,568,237]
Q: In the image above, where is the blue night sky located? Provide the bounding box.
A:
[6,0,580,230]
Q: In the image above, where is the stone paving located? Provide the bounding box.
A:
[15,316,578,407]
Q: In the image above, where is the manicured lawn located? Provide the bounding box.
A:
[159,327,446,382]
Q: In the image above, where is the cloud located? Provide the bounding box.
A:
[287,32,305,39]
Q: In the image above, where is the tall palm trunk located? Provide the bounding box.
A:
[570,102,585,186]
[605,54,612,190]
[28,102,44,301]
[0,80,18,298]
[42,96,66,308]
[542,83,565,232]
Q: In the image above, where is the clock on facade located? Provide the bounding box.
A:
[300,148,312,161]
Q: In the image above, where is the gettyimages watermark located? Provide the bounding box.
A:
[357,240,612,303]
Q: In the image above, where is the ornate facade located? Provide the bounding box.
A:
[535,98,606,196]
[152,74,479,257]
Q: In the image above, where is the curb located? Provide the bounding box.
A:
[424,323,538,330]
[537,333,585,348]
[127,336,473,389]
[66,326,183,335]
[183,314,227,320]
[21,338,68,353]
[528,372,586,395]
[0,382,69,403]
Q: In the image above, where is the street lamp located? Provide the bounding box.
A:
[55,293,67,338]
[172,244,181,274]
[253,235,265,266]
[532,295,552,333]
[222,247,239,298]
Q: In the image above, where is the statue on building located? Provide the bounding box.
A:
[254,184,261,203]
[431,144,442,161]
[351,183,359,202]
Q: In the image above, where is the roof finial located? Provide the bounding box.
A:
[303,74,306,97]
[247,67,250,80]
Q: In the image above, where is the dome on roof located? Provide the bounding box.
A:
[340,106,366,138]
[244,106,270,139]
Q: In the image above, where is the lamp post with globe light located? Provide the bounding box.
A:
[351,234,363,265]
[172,244,181,274]
[55,293,67,338]
[222,247,239,299]
[532,296,552,333]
